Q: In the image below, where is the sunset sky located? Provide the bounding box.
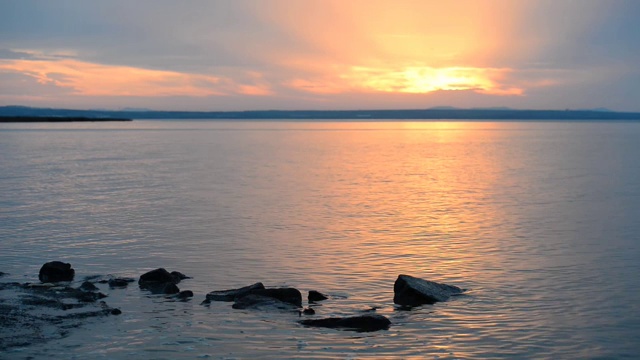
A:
[1,0,639,111]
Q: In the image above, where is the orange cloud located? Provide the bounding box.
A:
[0,58,271,97]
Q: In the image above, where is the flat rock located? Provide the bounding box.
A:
[247,288,302,307]
[308,290,329,302]
[232,294,300,311]
[299,314,391,332]
[108,278,131,288]
[393,274,464,306]
[205,282,265,302]
[38,261,75,282]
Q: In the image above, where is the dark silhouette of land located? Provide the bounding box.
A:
[1,106,639,121]
[0,116,131,123]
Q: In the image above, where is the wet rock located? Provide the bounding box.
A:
[162,283,180,295]
[0,271,6,277]
[205,282,265,302]
[138,268,176,286]
[299,314,391,332]
[108,278,131,288]
[170,271,191,281]
[301,307,315,315]
[38,261,75,282]
[393,274,464,306]
[232,294,300,311]
[138,268,186,294]
[177,290,194,299]
[79,281,99,292]
[308,290,328,302]
[247,288,302,307]
[110,308,122,315]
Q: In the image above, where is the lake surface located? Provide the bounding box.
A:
[1,120,640,359]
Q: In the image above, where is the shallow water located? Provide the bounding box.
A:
[1,120,640,359]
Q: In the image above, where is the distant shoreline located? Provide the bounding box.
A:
[0,116,132,123]
[1,106,640,121]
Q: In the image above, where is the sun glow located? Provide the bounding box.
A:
[343,66,523,95]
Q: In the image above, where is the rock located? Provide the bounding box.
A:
[138,268,186,294]
[247,288,302,307]
[0,271,6,277]
[138,268,177,286]
[170,271,191,281]
[393,274,464,306]
[308,290,328,302]
[79,281,99,292]
[299,314,391,332]
[205,282,265,302]
[108,278,130,288]
[38,261,75,282]
[177,290,194,299]
[301,307,315,315]
[232,294,300,311]
[162,283,180,295]
[110,308,122,315]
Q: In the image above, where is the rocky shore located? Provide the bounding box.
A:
[1,262,465,351]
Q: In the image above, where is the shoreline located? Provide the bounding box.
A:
[0,116,132,123]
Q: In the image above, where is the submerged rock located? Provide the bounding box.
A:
[232,294,300,311]
[308,290,329,303]
[393,274,464,306]
[79,281,99,292]
[38,261,75,282]
[205,282,265,302]
[299,314,391,332]
[301,307,315,315]
[108,278,132,288]
[177,290,194,300]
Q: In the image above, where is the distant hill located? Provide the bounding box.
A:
[1,105,639,121]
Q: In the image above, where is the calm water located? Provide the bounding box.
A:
[1,120,640,359]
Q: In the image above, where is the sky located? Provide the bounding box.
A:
[1,0,639,111]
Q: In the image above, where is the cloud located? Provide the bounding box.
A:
[0,57,274,97]
[1,1,639,110]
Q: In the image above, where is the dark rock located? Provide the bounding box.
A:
[232,294,300,311]
[301,307,315,315]
[162,283,180,295]
[393,274,464,306]
[177,290,194,299]
[247,288,302,307]
[0,271,6,277]
[79,281,99,291]
[170,271,191,281]
[138,268,176,286]
[0,282,117,351]
[205,282,265,302]
[308,290,329,302]
[110,308,122,315]
[299,314,391,332]
[38,261,75,282]
[138,268,187,294]
[108,278,130,288]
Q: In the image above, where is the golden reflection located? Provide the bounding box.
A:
[273,122,509,285]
